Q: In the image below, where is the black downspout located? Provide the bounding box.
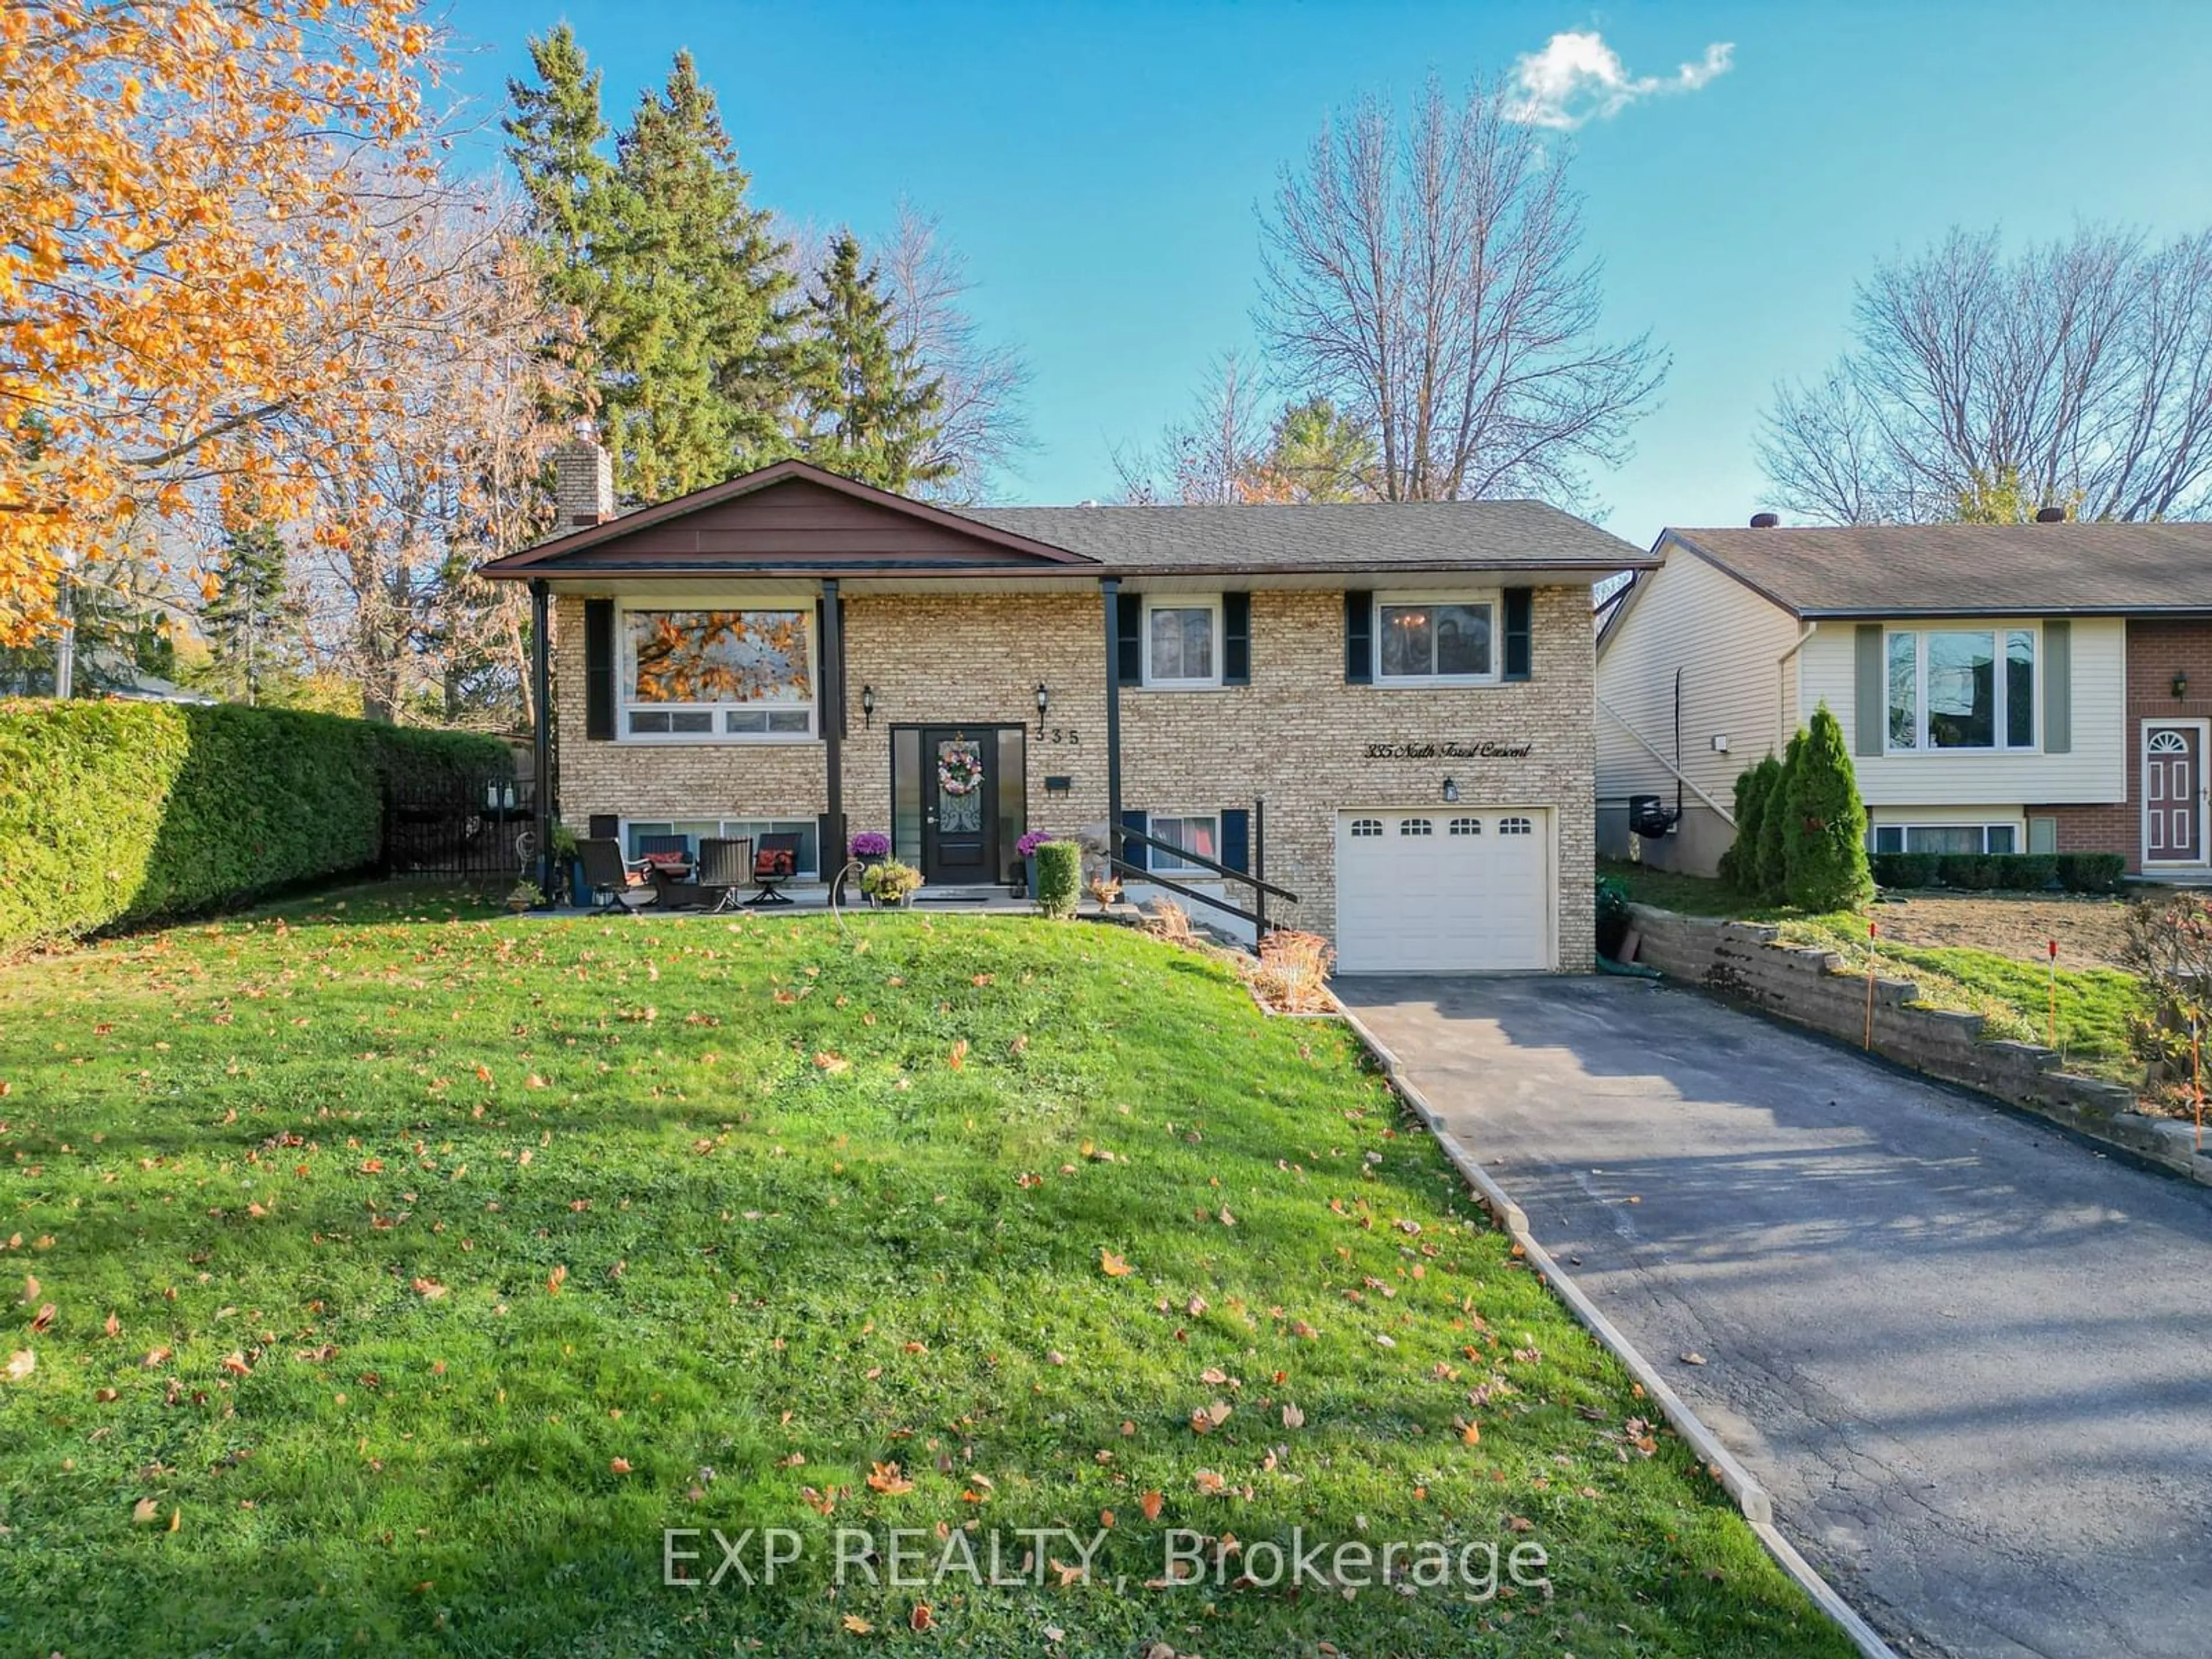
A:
[530,578,552,897]
[1101,577,1122,852]
[1673,665,1683,830]
[821,578,845,904]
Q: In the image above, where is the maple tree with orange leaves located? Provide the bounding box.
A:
[0,0,442,646]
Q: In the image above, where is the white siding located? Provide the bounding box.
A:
[1799,616,2126,806]
[1596,550,1802,810]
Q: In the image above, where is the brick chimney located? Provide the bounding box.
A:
[552,427,614,528]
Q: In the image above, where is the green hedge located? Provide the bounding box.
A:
[2055,852,2127,893]
[0,700,512,955]
[1870,849,2121,895]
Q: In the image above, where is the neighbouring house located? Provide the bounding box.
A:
[479,438,1656,971]
[1596,516,2212,877]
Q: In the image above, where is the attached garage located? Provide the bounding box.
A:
[1333,808,1554,974]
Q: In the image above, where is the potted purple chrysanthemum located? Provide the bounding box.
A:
[1016,829,1052,898]
[849,830,891,869]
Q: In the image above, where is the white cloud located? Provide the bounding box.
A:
[1503,30,1733,130]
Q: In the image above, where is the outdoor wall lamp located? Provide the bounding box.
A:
[860,684,876,728]
[2175,671,2190,700]
[1442,777,1460,804]
[1035,683,1051,729]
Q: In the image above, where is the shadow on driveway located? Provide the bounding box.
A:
[1337,972,2212,1659]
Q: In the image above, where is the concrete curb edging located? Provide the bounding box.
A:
[1330,997,1902,1659]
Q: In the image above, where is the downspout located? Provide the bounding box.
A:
[1776,620,1817,751]
[1595,696,1738,823]
[1101,577,1122,849]
[821,578,844,905]
[529,578,552,895]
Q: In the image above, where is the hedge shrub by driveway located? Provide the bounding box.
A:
[0,700,511,955]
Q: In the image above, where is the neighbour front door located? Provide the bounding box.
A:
[921,727,998,884]
[2145,725,2204,862]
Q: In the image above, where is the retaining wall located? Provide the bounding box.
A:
[1624,903,2212,1188]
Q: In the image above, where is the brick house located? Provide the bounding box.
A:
[480,439,1654,971]
[1596,517,2212,876]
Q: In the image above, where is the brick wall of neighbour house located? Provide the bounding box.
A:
[551,585,1596,970]
[2031,618,2212,872]
[1120,586,1594,968]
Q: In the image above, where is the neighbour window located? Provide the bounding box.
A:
[622,608,815,741]
[1399,817,1434,836]
[1377,594,1497,684]
[1449,817,1482,835]
[1869,823,2019,855]
[1498,816,1534,835]
[626,817,820,878]
[1885,628,2036,752]
[1349,817,1384,838]
[1143,600,1220,687]
[1149,813,1219,873]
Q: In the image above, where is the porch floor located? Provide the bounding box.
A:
[547,882,1111,918]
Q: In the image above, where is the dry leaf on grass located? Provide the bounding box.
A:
[2,1349,32,1382]
[1099,1248,1134,1278]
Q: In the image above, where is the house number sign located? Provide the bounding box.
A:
[1362,740,1534,760]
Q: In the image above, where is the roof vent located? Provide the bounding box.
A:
[2035,506,2067,524]
[1749,511,1780,529]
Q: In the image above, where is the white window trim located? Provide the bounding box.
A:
[1373,589,1502,688]
[1882,624,2040,757]
[618,603,819,745]
[1141,596,1224,690]
[1146,810,1222,874]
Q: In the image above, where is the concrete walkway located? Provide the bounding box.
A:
[1335,974,2212,1659]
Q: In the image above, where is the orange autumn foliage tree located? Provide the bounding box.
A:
[0,1,438,646]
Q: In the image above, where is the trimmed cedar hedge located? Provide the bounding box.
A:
[1869,849,2127,895]
[0,700,512,955]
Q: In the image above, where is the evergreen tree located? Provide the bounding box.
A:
[1718,752,1781,892]
[794,231,949,493]
[1254,396,1377,501]
[1782,703,1875,911]
[201,520,300,705]
[606,51,792,501]
[1755,730,1804,902]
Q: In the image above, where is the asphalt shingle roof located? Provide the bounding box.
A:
[1669,522,2212,616]
[963,501,1648,573]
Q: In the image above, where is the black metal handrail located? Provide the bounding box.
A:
[1108,812,1299,938]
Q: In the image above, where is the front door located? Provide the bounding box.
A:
[2145,724,2204,862]
[921,727,999,884]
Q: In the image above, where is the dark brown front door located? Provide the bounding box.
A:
[2146,724,2204,862]
[921,728,998,883]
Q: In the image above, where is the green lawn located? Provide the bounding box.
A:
[1601,861,2147,1082]
[0,890,1850,1658]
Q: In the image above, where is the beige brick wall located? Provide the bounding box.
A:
[551,585,1595,969]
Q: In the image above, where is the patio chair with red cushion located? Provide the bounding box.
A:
[747,833,801,906]
[576,838,660,913]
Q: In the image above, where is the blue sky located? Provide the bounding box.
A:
[446,2,2212,546]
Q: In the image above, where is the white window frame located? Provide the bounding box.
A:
[1141,596,1224,690]
[1883,624,2040,756]
[1147,812,1221,874]
[1374,589,1502,687]
[618,603,819,745]
[1869,821,2022,856]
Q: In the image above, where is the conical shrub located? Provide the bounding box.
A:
[1782,702,1874,911]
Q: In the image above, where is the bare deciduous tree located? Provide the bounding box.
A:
[1108,350,1275,505]
[1758,225,2212,523]
[1257,77,1664,505]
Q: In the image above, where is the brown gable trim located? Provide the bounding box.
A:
[1595,531,1791,661]
[479,458,1099,577]
[1654,529,1809,619]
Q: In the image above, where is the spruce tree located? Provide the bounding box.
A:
[202,520,300,705]
[1782,702,1875,911]
[607,51,793,501]
[1719,752,1781,892]
[1755,730,1804,903]
[794,231,949,494]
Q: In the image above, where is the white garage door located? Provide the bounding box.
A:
[1334,808,1552,973]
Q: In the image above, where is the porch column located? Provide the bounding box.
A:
[1101,576,1122,851]
[529,578,552,895]
[821,577,845,902]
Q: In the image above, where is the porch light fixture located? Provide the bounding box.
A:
[1442,777,1460,804]
[860,684,876,728]
[2175,671,2190,700]
[1035,682,1050,718]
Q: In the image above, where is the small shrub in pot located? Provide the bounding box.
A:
[1033,840,1081,918]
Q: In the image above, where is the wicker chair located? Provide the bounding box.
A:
[575,838,659,913]
[695,836,754,913]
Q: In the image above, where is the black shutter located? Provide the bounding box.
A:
[1344,590,1372,684]
[1219,808,1249,873]
[1116,592,1143,684]
[816,811,843,877]
[1502,588,1532,681]
[584,599,615,739]
[1120,809,1149,873]
[1222,593,1251,685]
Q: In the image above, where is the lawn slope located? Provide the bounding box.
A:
[0,894,1852,1657]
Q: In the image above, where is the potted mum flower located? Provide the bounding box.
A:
[849,830,891,870]
[1016,829,1052,898]
[859,858,923,908]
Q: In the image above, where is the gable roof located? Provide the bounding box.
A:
[478,456,1654,581]
[1664,521,2212,618]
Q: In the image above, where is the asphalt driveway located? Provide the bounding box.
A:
[1335,974,2212,1659]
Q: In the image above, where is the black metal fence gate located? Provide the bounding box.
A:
[381,775,539,884]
